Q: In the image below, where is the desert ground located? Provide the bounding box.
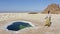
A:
[0,13,60,34]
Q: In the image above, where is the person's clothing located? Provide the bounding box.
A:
[45,14,51,27]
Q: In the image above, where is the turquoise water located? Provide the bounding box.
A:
[7,22,32,31]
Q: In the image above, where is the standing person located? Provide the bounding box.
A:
[45,11,51,27]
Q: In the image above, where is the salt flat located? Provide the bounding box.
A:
[0,13,60,34]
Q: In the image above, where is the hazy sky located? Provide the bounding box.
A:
[0,0,60,12]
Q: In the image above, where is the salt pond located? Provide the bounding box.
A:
[6,21,35,31]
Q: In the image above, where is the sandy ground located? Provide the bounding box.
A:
[0,13,60,34]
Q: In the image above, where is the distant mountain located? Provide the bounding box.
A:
[41,3,60,14]
[0,11,40,13]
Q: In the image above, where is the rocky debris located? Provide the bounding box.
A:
[42,3,60,14]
